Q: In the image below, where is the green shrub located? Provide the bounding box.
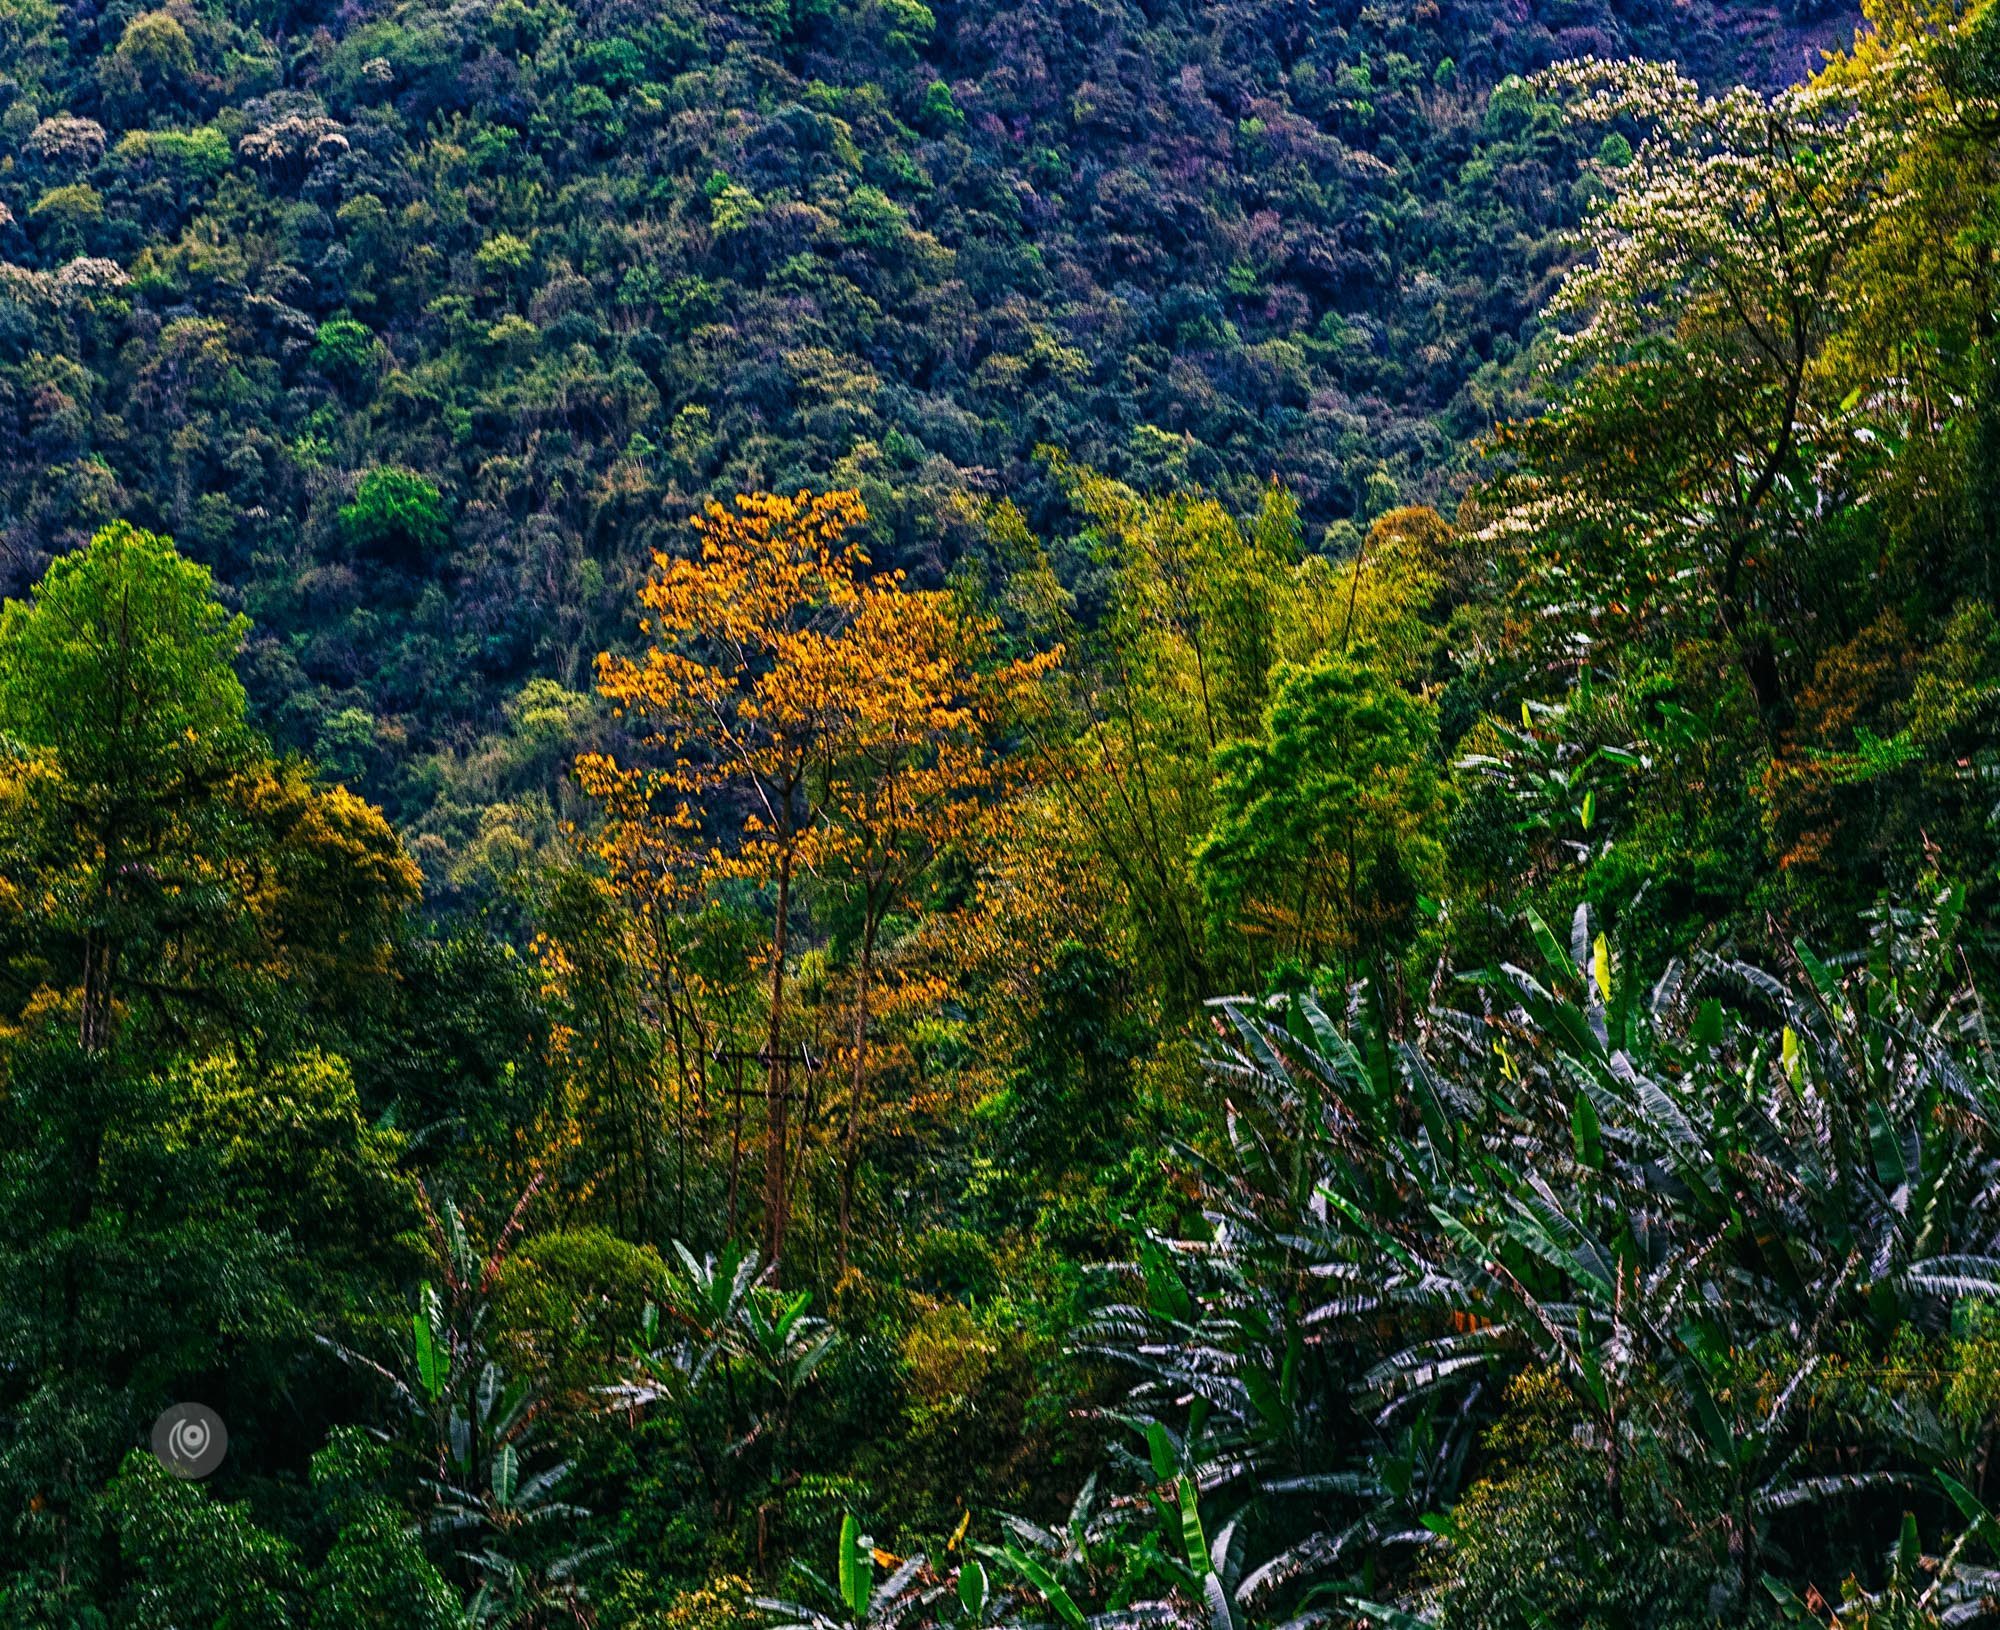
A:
[337,467,447,565]
[310,317,383,384]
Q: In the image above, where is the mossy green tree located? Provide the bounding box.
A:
[338,467,449,567]
[1196,651,1444,980]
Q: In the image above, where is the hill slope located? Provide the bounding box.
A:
[0,0,1851,830]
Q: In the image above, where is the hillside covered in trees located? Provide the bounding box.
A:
[0,0,1845,850]
[25,0,2000,1627]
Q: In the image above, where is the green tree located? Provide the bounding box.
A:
[101,1432,467,1630]
[1195,651,1443,976]
[0,522,419,1052]
[0,520,252,1050]
[338,467,449,566]
[1033,465,1301,1007]
[1002,940,1148,1188]
[311,317,385,390]
[0,525,421,1602]
[97,11,198,117]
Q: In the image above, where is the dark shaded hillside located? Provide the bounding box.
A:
[1666,0,1869,86]
[0,0,1850,831]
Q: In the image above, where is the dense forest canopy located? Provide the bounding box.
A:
[24,0,2000,1626]
[0,0,1846,849]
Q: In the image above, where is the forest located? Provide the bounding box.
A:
[9,0,2000,1623]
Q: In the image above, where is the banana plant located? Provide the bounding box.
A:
[615,1240,838,1422]
[325,1177,546,1475]
[756,1512,953,1630]
[611,1240,840,1562]
[324,1176,609,1626]
[1075,887,2000,1625]
[979,1424,1315,1630]
[1454,686,1642,866]
[425,1362,608,1629]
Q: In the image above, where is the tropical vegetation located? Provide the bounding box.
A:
[12,0,2000,1627]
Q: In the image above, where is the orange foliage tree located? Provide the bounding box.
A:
[578,490,1054,1269]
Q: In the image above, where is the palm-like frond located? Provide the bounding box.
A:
[1056,889,2000,1627]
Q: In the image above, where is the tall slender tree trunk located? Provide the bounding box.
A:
[763,848,793,1271]
[68,889,115,1359]
[725,1051,746,1237]
[79,933,113,1055]
[836,912,878,1277]
[62,1059,104,1345]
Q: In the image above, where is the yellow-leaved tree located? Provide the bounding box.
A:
[578,490,1055,1269]
[581,491,863,1266]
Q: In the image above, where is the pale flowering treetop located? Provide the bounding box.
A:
[53,257,132,297]
[0,263,56,309]
[238,113,350,170]
[1533,54,1911,371]
[0,256,132,311]
[236,95,351,179]
[25,115,107,167]
[1475,43,1938,683]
